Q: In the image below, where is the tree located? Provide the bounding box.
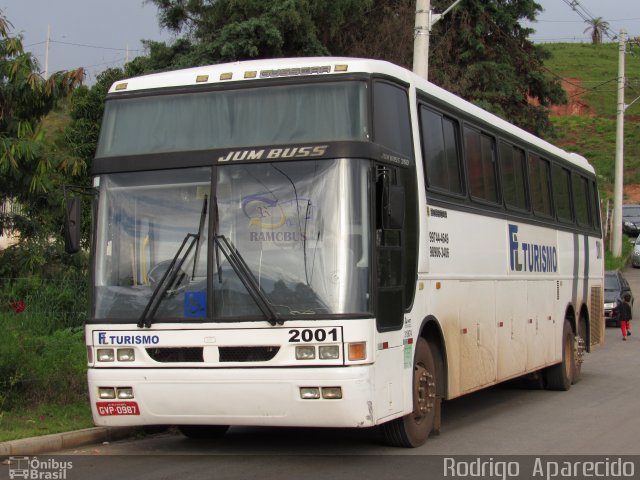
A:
[426,0,566,136]
[0,13,84,195]
[147,0,334,64]
[0,12,83,273]
[318,0,566,136]
[584,17,609,45]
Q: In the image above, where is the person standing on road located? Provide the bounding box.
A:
[619,293,632,340]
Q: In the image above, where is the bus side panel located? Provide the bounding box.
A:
[458,281,497,393]
[526,280,556,370]
[495,280,527,379]
[373,341,405,422]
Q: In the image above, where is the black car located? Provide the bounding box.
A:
[604,270,634,327]
[623,204,640,237]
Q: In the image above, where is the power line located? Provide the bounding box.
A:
[561,0,618,41]
[49,39,144,53]
[24,38,143,53]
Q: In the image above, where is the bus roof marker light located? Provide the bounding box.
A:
[196,75,209,83]
[244,71,257,79]
[334,64,348,72]
[220,72,233,81]
[114,83,128,91]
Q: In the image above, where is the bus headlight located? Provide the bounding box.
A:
[97,349,115,362]
[98,387,116,399]
[321,387,342,399]
[295,346,316,360]
[117,348,135,362]
[117,387,134,399]
[319,345,340,360]
[300,387,321,399]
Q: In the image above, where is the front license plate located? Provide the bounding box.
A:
[96,401,140,416]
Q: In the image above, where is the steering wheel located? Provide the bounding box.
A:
[147,260,189,296]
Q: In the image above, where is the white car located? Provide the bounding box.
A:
[634,235,640,268]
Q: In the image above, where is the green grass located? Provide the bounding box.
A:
[0,402,93,443]
[605,236,634,271]
[0,274,90,442]
[541,43,640,202]
[542,43,640,118]
[550,116,640,189]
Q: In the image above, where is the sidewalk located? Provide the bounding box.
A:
[0,427,134,457]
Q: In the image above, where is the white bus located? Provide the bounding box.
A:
[78,58,604,447]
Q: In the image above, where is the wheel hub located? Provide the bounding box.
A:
[415,364,436,417]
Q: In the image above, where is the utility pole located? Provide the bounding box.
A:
[612,29,626,257]
[413,0,430,79]
[44,25,51,79]
[413,0,463,80]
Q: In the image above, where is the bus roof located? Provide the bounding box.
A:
[109,57,593,173]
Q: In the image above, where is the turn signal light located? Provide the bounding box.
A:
[348,342,366,361]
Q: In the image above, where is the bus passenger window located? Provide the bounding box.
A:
[589,181,601,231]
[528,154,553,217]
[464,127,499,203]
[573,174,591,227]
[552,164,573,223]
[498,142,528,211]
[420,106,463,195]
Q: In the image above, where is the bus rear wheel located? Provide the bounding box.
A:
[178,425,230,439]
[544,319,574,391]
[380,337,438,448]
[572,316,587,384]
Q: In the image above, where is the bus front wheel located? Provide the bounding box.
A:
[380,337,438,448]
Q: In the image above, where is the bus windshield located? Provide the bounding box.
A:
[96,81,369,158]
[93,159,371,322]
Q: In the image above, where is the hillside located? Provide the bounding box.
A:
[541,43,640,202]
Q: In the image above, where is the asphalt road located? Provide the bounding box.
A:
[5,267,640,480]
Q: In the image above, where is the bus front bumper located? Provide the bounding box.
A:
[88,365,377,428]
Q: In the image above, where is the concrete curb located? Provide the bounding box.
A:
[0,427,135,456]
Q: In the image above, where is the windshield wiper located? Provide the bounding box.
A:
[214,234,281,326]
[138,196,208,328]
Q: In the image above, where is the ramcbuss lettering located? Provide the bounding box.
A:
[508,224,558,273]
[249,231,307,242]
[97,332,160,345]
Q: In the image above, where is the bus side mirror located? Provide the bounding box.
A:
[64,197,81,254]
[384,185,405,230]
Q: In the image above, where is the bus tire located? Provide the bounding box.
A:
[380,337,438,447]
[544,319,574,391]
[573,316,587,384]
[178,425,230,439]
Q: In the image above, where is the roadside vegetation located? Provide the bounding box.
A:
[543,43,640,192]
[0,256,94,441]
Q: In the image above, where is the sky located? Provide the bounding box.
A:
[0,0,639,84]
